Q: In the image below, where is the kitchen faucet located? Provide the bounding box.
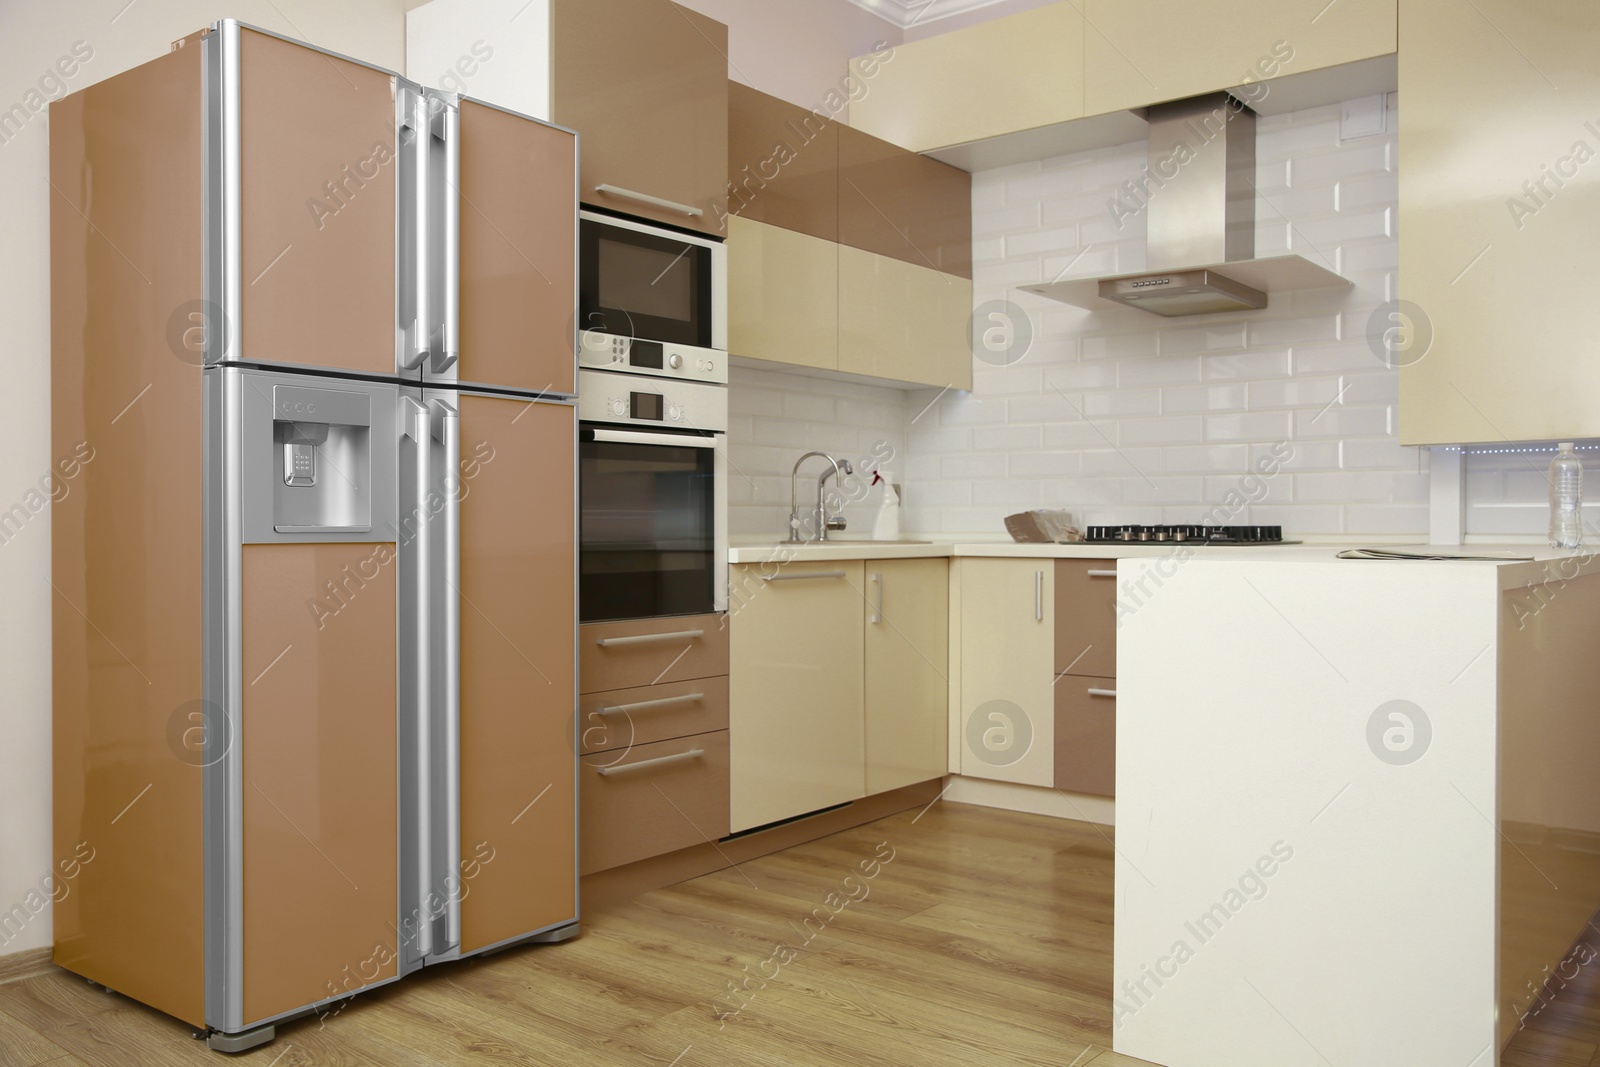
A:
[787,451,854,543]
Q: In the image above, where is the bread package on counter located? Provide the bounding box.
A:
[1004,510,1082,544]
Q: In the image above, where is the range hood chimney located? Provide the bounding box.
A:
[1023,92,1347,317]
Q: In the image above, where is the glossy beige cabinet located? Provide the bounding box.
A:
[1398,0,1600,444]
[1082,0,1397,116]
[848,3,1084,153]
[838,246,973,389]
[951,559,1055,788]
[728,216,839,371]
[864,560,949,795]
[729,562,866,832]
[406,0,728,235]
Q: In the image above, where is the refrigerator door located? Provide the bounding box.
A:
[207,368,403,1032]
[424,92,579,394]
[205,23,409,378]
[398,389,579,967]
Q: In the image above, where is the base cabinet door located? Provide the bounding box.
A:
[1054,677,1116,797]
[729,562,865,832]
[956,559,1054,786]
[864,559,949,795]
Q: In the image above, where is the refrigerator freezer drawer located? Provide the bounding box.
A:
[578,730,730,874]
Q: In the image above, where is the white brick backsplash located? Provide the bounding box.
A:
[719,95,1530,541]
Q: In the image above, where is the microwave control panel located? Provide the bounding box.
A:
[579,331,728,385]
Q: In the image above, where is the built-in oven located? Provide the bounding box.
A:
[577,368,728,623]
[578,210,727,383]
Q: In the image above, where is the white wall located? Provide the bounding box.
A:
[901,95,1430,540]
[679,0,900,116]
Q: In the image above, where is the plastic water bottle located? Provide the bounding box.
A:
[1549,442,1584,549]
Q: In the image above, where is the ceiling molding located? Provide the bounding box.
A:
[844,0,1018,31]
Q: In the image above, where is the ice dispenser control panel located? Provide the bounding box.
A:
[268,384,373,534]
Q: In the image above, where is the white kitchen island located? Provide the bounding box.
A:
[1113,547,1600,1067]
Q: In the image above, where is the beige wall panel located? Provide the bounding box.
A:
[1398,0,1600,444]
[864,559,949,795]
[457,397,576,953]
[49,42,207,1028]
[727,216,839,371]
[728,562,865,832]
[238,29,397,375]
[847,3,1084,153]
[1083,0,1396,116]
[241,543,398,1024]
[458,102,577,394]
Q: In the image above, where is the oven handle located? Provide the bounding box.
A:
[584,427,719,449]
[594,183,705,218]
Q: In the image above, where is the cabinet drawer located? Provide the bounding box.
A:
[1054,677,1115,798]
[579,730,730,874]
[1055,559,1118,677]
[579,676,729,756]
[579,614,729,694]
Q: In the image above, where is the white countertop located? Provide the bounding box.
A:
[727,537,1592,569]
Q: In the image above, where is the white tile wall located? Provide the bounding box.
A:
[723,93,1577,543]
[1464,443,1600,539]
[725,362,908,539]
[904,95,1429,539]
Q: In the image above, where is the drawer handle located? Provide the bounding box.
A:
[595,747,705,776]
[594,183,705,218]
[1086,569,1117,578]
[761,570,847,582]
[595,693,704,717]
[1086,688,1117,698]
[595,629,705,648]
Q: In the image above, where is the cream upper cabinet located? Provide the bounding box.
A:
[864,560,950,796]
[838,246,974,390]
[1082,0,1397,116]
[728,217,839,371]
[848,3,1084,153]
[953,559,1055,788]
[1398,0,1600,444]
[729,562,866,833]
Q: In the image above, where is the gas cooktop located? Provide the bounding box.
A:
[1083,524,1299,545]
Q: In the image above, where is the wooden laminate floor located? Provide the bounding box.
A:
[0,802,1595,1066]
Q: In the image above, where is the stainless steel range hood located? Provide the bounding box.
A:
[1022,92,1348,316]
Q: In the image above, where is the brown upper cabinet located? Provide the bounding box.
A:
[550,0,729,235]
[727,81,838,242]
[838,124,972,280]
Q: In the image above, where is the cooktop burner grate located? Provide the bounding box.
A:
[1083,524,1296,545]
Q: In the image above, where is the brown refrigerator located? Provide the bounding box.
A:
[50,20,579,1051]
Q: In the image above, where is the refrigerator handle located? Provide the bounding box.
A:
[433,104,460,377]
[400,90,430,372]
[432,399,462,953]
[402,396,433,958]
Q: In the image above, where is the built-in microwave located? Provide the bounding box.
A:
[578,210,727,384]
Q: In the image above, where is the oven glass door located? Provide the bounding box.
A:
[579,219,713,349]
[580,426,717,622]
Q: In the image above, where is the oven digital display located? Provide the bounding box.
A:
[629,340,665,369]
[630,392,664,421]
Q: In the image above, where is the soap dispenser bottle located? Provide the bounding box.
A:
[872,471,900,542]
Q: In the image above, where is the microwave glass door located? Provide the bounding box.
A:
[580,430,717,622]
[580,219,712,348]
